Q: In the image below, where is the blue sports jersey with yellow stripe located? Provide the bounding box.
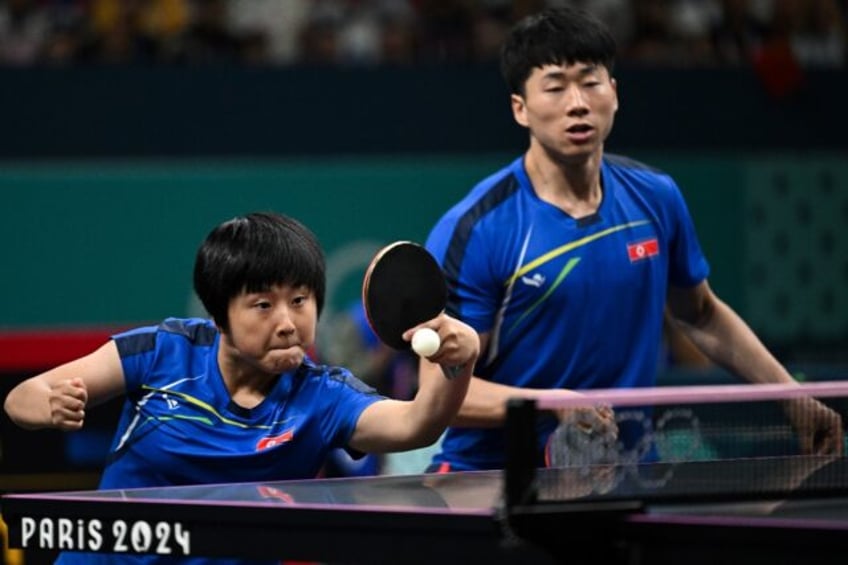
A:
[57,317,382,565]
[425,155,710,471]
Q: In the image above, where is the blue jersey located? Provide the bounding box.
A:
[426,155,709,470]
[58,317,382,565]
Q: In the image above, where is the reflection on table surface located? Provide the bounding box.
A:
[21,455,848,516]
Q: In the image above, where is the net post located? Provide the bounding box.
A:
[504,397,538,509]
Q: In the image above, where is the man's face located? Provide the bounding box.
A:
[223,283,317,375]
[512,62,618,162]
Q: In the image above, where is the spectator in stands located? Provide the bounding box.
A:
[0,0,51,65]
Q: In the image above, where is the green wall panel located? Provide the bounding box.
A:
[0,157,507,328]
[1,153,844,352]
[742,157,848,343]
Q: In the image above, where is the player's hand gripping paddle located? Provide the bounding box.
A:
[362,241,447,356]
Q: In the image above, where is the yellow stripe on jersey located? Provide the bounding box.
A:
[504,220,650,287]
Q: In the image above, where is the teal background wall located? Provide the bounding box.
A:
[0,156,508,328]
[0,65,845,361]
[2,152,845,359]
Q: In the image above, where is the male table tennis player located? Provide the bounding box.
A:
[419,6,843,472]
[4,211,479,565]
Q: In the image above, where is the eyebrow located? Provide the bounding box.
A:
[540,64,600,80]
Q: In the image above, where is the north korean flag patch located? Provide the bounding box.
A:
[627,238,660,262]
[256,428,294,451]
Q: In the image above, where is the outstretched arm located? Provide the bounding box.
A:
[3,340,126,431]
[667,280,843,454]
[348,313,480,453]
[667,281,795,384]
[426,332,584,428]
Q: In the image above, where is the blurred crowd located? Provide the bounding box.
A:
[0,0,845,68]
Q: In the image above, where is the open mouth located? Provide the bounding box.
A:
[565,124,594,143]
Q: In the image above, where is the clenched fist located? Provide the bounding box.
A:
[49,377,88,431]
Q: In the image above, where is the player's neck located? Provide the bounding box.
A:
[525,148,603,217]
[217,339,278,409]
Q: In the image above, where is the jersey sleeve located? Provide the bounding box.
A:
[111,323,160,393]
[666,180,710,287]
[111,318,216,394]
[319,368,384,451]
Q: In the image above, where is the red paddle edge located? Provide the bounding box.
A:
[361,241,445,350]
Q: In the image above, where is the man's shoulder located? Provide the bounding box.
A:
[604,153,667,177]
[426,156,525,259]
[603,153,679,197]
[439,158,524,223]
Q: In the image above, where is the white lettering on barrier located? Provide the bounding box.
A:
[20,517,34,547]
[16,517,189,555]
[39,518,53,548]
[58,519,73,549]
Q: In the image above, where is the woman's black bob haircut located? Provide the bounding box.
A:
[193,211,326,332]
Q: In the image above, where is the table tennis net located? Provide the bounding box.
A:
[506,382,848,506]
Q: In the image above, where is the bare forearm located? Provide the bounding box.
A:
[4,342,121,432]
[451,377,523,427]
[677,296,795,385]
[451,376,581,427]
[4,378,54,430]
[409,361,473,444]
[349,315,480,452]
[351,361,472,452]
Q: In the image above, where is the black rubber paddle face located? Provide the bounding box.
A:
[363,241,447,350]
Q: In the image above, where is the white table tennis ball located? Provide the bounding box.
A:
[411,328,441,357]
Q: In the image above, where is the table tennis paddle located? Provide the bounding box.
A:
[362,241,448,352]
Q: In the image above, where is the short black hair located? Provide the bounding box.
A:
[501,6,617,95]
[193,212,326,332]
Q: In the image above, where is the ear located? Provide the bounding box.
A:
[511,93,530,128]
[611,77,619,113]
